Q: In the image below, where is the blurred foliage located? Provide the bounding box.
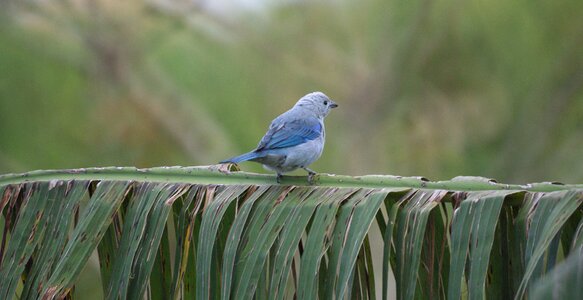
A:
[0,0,582,185]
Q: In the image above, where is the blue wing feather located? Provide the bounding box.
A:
[257,118,322,151]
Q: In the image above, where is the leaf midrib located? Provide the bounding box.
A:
[0,166,581,192]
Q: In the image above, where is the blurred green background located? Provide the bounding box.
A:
[1,0,582,183]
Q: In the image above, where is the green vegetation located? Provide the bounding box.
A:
[1,0,582,183]
[0,167,581,299]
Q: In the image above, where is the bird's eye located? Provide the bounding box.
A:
[323,100,328,105]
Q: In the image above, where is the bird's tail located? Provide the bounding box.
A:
[219,151,262,164]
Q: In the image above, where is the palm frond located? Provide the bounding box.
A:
[0,166,581,299]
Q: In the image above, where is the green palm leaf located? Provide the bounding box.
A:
[0,166,581,299]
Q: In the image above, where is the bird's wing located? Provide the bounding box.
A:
[256,117,322,151]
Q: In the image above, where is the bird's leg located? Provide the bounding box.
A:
[276,173,283,183]
[303,167,317,184]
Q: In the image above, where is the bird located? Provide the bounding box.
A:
[220,91,338,184]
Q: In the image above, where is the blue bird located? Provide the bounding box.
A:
[220,92,338,183]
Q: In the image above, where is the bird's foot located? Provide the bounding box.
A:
[307,173,316,185]
[276,173,283,184]
[304,168,317,185]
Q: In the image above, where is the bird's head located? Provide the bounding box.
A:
[294,91,338,118]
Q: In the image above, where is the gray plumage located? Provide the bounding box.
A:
[220,91,338,183]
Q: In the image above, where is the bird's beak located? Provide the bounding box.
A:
[329,101,338,108]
